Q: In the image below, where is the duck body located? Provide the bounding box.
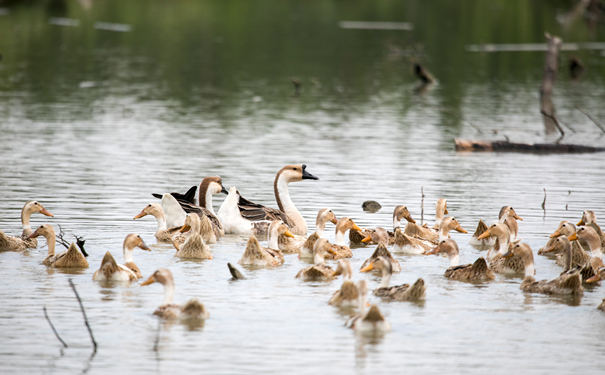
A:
[174,215,212,260]
[329,260,359,307]
[392,227,431,254]
[134,203,183,242]
[361,256,426,301]
[480,222,524,275]
[345,280,390,334]
[0,201,54,251]
[296,238,337,281]
[428,239,495,282]
[298,209,338,257]
[28,224,88,268]
[93,252,137,281]
[569,226,604,282]
[360,243,401,272]
[239,234,285,267]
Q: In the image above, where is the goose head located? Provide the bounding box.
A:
[578,210,597,226]
[332,259,354,279]
[550,221,576,238]
[123,233,151,252]
[200,176,228,196]
[133,203,163,220]
[361,227,389,246]
[23,201,54,218]
[28,224,56,240]
[276,164,319,183]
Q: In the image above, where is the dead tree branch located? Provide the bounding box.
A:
[68,279,97,353]
[43,306,68,348]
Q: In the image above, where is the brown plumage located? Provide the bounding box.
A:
[296,238,336,281]
[174,214,212,260]
[133,203,183,242]
[392,227,432,254]
[428,239,495,282]
[52,242,89,268]
[0,201,54,251]
[239,234,284,266]
[578,210,605,249]
[329,259,359,307]
[404,222,438,243]
[360,243,401,272]
[360,256,425,301]
[93,252,137,281]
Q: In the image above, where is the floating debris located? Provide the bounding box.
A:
[228,263,245,280]
[338,21,413,31]
[466,42,605,52]
[94,22,132,32]
[49,17,80,27]
[362,200,381,213]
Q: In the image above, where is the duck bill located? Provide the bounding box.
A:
[28,229,40,239]
[352,223,362,232]
[577,219,585,226]
[405,214,416,224]
[586,274,602,283]
[568,233,578,241]
[425,246,439,255]
[180,224,192,233]
[327,247,337,255]
[301,167,319,180]
[283,229,295,238]
[330,217,338,225]
[221,186,229,195]
[477,229,492,240]
[40,208,54,217]
[360,263,374,273]
[501,250,513,259]
[455,225,468,234]
[141,277,155,286]
[139,242,152,251]
[541,245,555,253]
[549,230,561,238]
[133,210,147,220]
[444,207,449,215]
[513,214,523,221]
[361,235,373,243]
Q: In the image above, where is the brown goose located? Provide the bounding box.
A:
[142,268,209,320]
[0,201,54,251]
[360,228,401,272]
[295,238,337,281]
[503,243,583,295]
[329,259,359,307]
[299,209,338,258]
[218,164,318,236]
[360,256,426,301]
[29,224,88,268]
[427,239,494,282]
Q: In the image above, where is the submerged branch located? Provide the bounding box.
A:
[68,279,97,353]
[43,306,68,348]
[575,106,605,133]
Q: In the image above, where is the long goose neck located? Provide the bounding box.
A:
[163,281,175,305]
[274,173,306,233]
[199,183,216,216]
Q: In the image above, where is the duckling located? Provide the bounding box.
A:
[502,243,583,295]
[0,201,54,251]
[239,221,289,266]
[479,222,524,274]
[569,226,604,281]
[360,228,401,272]
[329,259,359,307]
[133,203,183,242]
[427,239,495,282]
[578,210,605,249]
[345,280,390,334]
[540,222,590,269]
[300,209,338,257]
[29,224,88,268]
[174,214,212,260]
[295,238,337,281]
[141,268,209,320]
[360,256,426,301]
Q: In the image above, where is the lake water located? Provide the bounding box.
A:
[1,1,605,374]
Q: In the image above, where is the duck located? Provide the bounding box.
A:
[427,239,495,282]
[323,217,362,260]
[350,205,415,245]
[360,256,426,301]
[92,234,151,281]
[0,201,54,251]
[29,224,88,268]
[568,226,604,281]
[433,198,448,229]
[360,228,401,272]
[218,164,319,236]
[392,216,467,255]
[141,268,209,320]
[479,222,525,274]
[538,221,590,269]
[239,221,290,266]
[133,203,184,242]
[329,259,359,307]
[469,205,522,246]
[578,210,605,249]
[300,208,338,258]
[345,280,390,334]
[295,238,337,281]
[502,242,583,295]
[173,214,212,260]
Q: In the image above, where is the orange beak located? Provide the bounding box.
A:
[405,214,416,224]
[28,229,40,239]
[541,245,555,253]
[352,222,362,232]
[283,229,295,238]
[455,224,468,234]
[40,208,54,217]
[586,274,602,283]
[361,235,373,243]
[360,263,374,272]
[331,216,338,225]
[425,246,439,255]
[133,210,147,220]
[180,224,191,233]
[327,247,337,255]
[577,219,585,226]
[139,241,152,251]
[501,250,513,259]
[477,229,492,240]
[444,207,449,215]
[549,230,561,238]
[568,233,578,241]
[141,276,155,286]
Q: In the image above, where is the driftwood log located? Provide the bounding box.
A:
[455,139,605,154]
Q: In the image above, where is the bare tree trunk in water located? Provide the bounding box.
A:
[540,33,562,135]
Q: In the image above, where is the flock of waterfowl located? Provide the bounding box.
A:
[1,164,605,335]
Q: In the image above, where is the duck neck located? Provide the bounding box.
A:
[153,210,168,232]
[438,225,451,241]
[163,282,175,305]
[586,237,603,259]
[379,270,392,288]
[358,292,367,315]
[123,245,135,263]
[313,252,325,265]
[316,218,327,238]
[497,235,510,256]
[448,254,460,267]
[393,216,403,231]
[267,229,279,250]
[45,233,56,257]
[524,262,535,278]
[334,229,346,246]
[274,173,306,233]
[21,208,32,233]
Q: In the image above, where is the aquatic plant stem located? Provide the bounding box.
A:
[68,279,97,353]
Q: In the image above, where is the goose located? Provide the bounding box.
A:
[345,280,390,334]
[0,201,54,251]
[29,224,88,268]
[427,239,494,282]
[470,206,522,246]
[479,222,525,274]
[502,243,583,295]
[578,210,605,248]
[239,221,290,266]
[538,221,590,269]
[360,228,401,272]
[300,209,338,258]
[218,164,319,236]
[173,214,212,260]
[133,203,184,242]
[360,256,426,301]
[569,226,604,281]
[329,259,359,307]
[295,238,337,281]
[92,234,151,281]
[141,268,209,320]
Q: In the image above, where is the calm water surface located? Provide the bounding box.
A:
[1,1,605,374]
